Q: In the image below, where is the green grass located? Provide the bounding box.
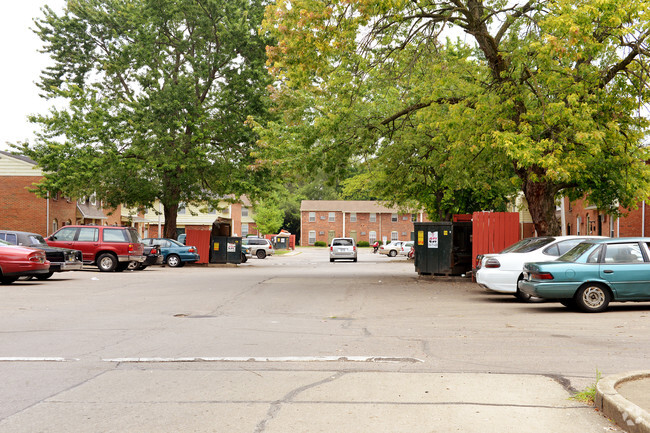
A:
[570,370,602,404]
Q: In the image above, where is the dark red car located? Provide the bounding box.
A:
[0,240,50,284]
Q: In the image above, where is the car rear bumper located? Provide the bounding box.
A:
[119,255,146,263]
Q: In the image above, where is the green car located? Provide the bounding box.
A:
[518,238,650,313]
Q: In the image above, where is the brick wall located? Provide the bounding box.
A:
[563,197,650,237]
[301,210,420,245]
[0,177,76,236]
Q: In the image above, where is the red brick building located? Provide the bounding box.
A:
[561,197,649,237]
[0,151,126,236]
[300,200,430,246]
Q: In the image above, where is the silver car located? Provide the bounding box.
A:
[329,237,357,262]
[242,237,274,259]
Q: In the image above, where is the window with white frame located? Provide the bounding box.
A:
[412,213,417,222]
[242,223,249,237]
[309,212,316,222]
[576,216,581,235]
[369,231,377,243]
[329,212,335,222]
[242,207,249,217]
[391,213,398,222]
[308,230,316,244]
[370,213,376,222]
[350,213,357,222]
[391,231,398,241]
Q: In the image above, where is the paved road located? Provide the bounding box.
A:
[1,247,641,431]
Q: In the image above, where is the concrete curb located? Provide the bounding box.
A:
[596,371,650,433]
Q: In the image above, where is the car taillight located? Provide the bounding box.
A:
[531,272,554,280]
[151,248,157,254]
[353,246,356,251]
[29,253,44,263]
[330,246,333,251]
[128,244,134,253]
[485,258,500,268]
[188,247,196,253]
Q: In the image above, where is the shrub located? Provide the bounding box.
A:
[357,241,370,247]
[314,241,327,247]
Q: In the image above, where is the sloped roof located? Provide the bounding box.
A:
[77,203,108,219]
[0,150,37,165]
[300,200,419,213]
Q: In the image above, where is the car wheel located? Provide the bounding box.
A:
[0,276,18,284]
[35,272,54,281]
[353,258,357,262]
[97,253,118,272]
[166,254,182,267]
[575,283,611,313]
[389,250,397,257]
[241,254,247,263]
[127,261,140,270]
[256,250,267,259]
[330,258,334,262]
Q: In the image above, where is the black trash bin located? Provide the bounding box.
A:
[413,222,472,276]
[210,236,242,264]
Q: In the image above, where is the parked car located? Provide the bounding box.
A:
[142,238,200,267]
[242,237,274,259]
[519,238,650,312]
[400,241,414,257]
[476,235,606,301]
[241,245,252,263]
[0,239,50,284]
[128,245,164,270]
[329,237,357,262]
[0,230,82,279]
[46,225,145,272]
[379,241,405,257]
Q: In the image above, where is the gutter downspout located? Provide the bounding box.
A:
[342,211,346,238]
[158,201,162,237]
[46,192,50,236]
[560,196,566,236]
[643,201,646,237]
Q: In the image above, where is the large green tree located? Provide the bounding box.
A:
[259,0,650,235]
[19,0,273,237]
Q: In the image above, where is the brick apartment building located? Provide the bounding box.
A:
[300,200,430,246]
[561,197,650,237]
[1,151,123,236]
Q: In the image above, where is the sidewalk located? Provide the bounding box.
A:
[0,370,619,432]
[597,371,650,433]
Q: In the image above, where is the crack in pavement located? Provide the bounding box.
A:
[253,371,347,433]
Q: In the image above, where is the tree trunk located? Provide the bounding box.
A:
[519,166,562,236]
[163,202,179,239]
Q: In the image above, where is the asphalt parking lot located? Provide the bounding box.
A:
[1,247,641,431]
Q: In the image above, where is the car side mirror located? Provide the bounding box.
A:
[49,236,56,241]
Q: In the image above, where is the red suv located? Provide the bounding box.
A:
[46,225,145,272]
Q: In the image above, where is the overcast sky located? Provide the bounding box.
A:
[0,0,65,151]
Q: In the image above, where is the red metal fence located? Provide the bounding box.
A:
[186,227,211,264]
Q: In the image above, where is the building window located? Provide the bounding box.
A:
[402,215,408,221]
[576,216,581,235]
[309,212,316,222]
[412,214,417,222]
[350,213,357,222]
[391,213,398,222]
[391,231,398,241]
[370,213,376,222]
[309,230,316,245]
[52,219,58,234]
[242,223,249,237]
[369,231,376,243]
[329,212,335,222]
[242,207,249,217]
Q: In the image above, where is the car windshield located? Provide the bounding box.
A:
[169,239,184,247]
[28,235,48,246]
[509,237,555,253]
[557,242,595,262]
[0,239,10,246]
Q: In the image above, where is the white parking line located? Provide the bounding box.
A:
[0,357,78,362]
[102,356,425,363]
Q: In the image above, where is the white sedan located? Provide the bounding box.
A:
[399,241,414,257]
[475,235,606,301]
[379,241,405,257]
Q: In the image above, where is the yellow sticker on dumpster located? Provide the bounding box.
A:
[444,231,448,235]
[214,243,219,251]
[418,231,424,245]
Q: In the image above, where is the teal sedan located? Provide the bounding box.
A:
[142,238,200,267]
[518,238,650,312]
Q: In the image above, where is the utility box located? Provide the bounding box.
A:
[414,222,472,276]
[210,236,242,264]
